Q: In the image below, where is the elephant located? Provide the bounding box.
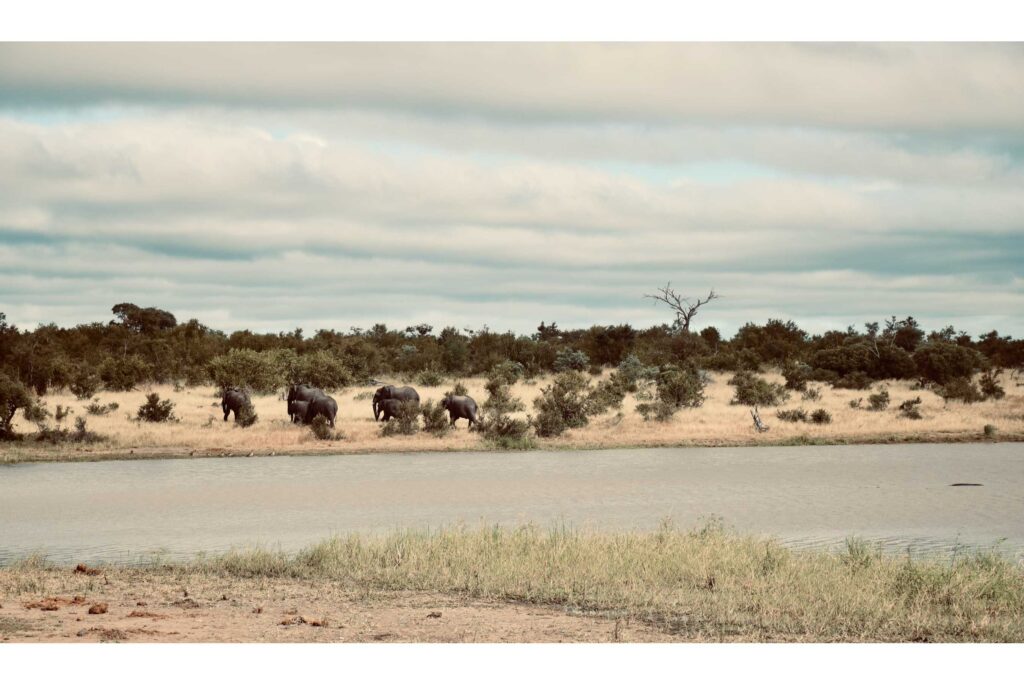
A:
[288,400,309,424]
[286,384,325,420]
[375,398,407,422]
[372,385,420,421]
[440,394,479,428]
[221,388,252,422]
[303,394,338,428]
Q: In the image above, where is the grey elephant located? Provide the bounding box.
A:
[304,394,338,428]
[378,397,417,422]
[286,384,324,420]
[440,394,478,428]
[288,400,309,424]
[221,388,252,422]
[372,385,420,421]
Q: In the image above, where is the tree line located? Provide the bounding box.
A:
[1,303,1022,403]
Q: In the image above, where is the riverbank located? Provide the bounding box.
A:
[2,372,1021,464]
[3,525,1022,642]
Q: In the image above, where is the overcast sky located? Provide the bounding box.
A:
[1,43,1022,337]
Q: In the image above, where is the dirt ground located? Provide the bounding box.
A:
[0,573,673,643]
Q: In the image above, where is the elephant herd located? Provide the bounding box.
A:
[220,383,480,429]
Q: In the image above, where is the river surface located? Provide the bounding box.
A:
[1,443,1022,565]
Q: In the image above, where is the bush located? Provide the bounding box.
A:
[831,371,873,390]
[848,398,863,409]
[867,389,890,411]
[979,370,1005,400]
[616,354,657,390]
[801,387,822,402]
[70,367,101,400]
[307,414,343,440]
[913,343,983,386]
[421,399,450,436]
[488,360,525,386]
[554,349,590,373]
[898,397,923,420]
[85,400,119,416]
[730,371,789,407]
[984,424,998,438]
[207,349,288,395]
[782,362,812,391]
[776,408,808,423]
[533,372,592,437]
[937,378,983,403]
[380,401,420,437]
[54,405,72,422]
[0,373,34,438]
[416,368,445,387]
[587,372,628,415]
[23,401,49,427]
[635,363,708,422]
[809,368,839,384]
[35,416,104,445]
[137,393,176,422]
[286,350,353,392]
[451,381,469,397]
[235,403,258,428]
[478,413,534,449]
[809,408,832,424]
[98,354,149,391]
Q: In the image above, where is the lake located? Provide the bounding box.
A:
[1,442,1021,564]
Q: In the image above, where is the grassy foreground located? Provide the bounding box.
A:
[4,524,1023,642]
[3,371,1023,463]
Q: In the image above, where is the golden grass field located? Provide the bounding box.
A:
[3,523,1023,642]
[3,371,1022,463]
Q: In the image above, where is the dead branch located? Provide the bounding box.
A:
[645,283,719,333]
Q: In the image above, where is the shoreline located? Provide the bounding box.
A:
[3,525,1022,643]
[2,430,1020,465]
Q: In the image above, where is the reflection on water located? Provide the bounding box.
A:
[1,442,1022,565]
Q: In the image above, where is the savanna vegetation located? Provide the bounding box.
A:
[4,522,1023,642]
[1,294,1022,459]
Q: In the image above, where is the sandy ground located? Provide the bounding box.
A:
[0,573,672,643]
[3,371,1022,463]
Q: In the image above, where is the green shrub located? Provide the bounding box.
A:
[587,372,628,415]
[984,424,998,438]
[35,416,105,445]
[137,393,176,422]
[54,404,72,422]
[867,389,890,411]
[898,397,923,420]
[380,401,420,437]
[937,378,983,404]
[207,349,288,395]
[235,403,259,428]
[533,372,592,437]
[308,414,344,440]
[451,381,469,397]
[478,413,534,449]
[810,409,832,424]
[553,349,590,373]
[730,371,789,407]
[0,373,34,439]
[782,362,812,391]
[801,387,821,402]
[635,363,707,422]
[635,401,677,422]
[23,401,49,427]
[421,399,450,436]
[913,343,983,386]
[85,400,119,416]
[776,408,808,423]
[616,354,657,390]
[487,360,525,386]
[831,371,873,390]
[416,368,445,387]
[286,350,353,391]
[979,370,1005,400]
[848,398,863,409]
[70,367,101,400]
[98,354,149,391]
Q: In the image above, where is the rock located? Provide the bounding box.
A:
[88,603,108,615]
[74,563,102,576]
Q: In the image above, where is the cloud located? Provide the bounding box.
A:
[2,44,1024,130]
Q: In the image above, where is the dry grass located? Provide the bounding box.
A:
[4,524,1023,642]
[3,371,1022,463]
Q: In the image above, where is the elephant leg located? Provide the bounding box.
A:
[223,406,229,422]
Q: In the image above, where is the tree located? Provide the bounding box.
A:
[645,284,719,333]
[0,372,34,438]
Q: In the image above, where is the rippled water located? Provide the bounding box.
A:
[1,442,1022,565]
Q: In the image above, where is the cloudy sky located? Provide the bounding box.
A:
[1,43,1022,336]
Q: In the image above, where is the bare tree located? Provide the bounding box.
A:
[645,283,720,333]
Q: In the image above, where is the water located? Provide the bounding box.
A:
[1,442,1022,565]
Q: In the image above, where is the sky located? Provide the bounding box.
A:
[0,43,1022,337]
